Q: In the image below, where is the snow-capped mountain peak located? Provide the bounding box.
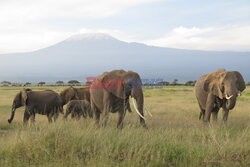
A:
[66,33,117,41]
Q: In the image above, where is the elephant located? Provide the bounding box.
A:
[8,89,63,124]
[59,86,90,106]
[89,70,149,128]
[64,100,92,120]
[195,69,245,122]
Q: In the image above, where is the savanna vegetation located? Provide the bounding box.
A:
[0,86,249,166]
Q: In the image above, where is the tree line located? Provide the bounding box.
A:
[0,80,81,86]
[1,79,250,87]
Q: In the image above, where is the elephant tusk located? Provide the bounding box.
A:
[132,98,146,120]
[238,91,242,96]
[226,94,233,100]
[144,104,152,117]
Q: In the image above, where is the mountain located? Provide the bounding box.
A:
[0,33,250,82]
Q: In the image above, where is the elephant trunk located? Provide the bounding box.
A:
[225,93,237,110]
[8,108,16,123]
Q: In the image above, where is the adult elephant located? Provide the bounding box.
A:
[90,70,148,128]
[8,89,63,124]
[195,69,245,122]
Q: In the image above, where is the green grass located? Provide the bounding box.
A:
[0,86,249,166]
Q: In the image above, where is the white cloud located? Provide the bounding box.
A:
[0,0,249,53]
[0,23,72,53]
[0,0,160,53]
[0,26,137,54]
[146,25,250,51]
[0,0,160,21]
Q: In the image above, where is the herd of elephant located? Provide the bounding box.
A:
[7,69,246,128]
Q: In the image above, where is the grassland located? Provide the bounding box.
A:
[0,86,249,166]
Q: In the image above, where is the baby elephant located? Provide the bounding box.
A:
[64,100,92,120]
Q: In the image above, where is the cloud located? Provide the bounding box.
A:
[0,0,160,53]
[0,26,137,54]
[146,25,250,51]
[0,23,71,53]
[0,0,160,21]
[0,0,249,53]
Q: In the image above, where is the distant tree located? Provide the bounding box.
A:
[247,82,250,86]
[1,81,11,86]
[24,82,31,86]
[185,80,196,86]
[68,80,80,86]
[158,81,170,86]
[56,81,64,86]
[11,83,22,86]
[38,82,46,86]
[172,79,178,85]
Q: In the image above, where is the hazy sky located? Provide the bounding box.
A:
[0,0,250,53]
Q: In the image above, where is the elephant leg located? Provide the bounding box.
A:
[205,109,212,122]
[76,112,81,120]
[71,112,75,119]
[91,101,100,125]
[117,110,127,129]
[47,113,53,123]
[53,112,59,122]
[212,107,219,122]
[95,111,100,125]
[64,109,71,120]
[199,110,205,120]
[87,107,93,118]
[101,109,109,127]
[82,111,87,119]
[204,93,215,122]
[30,113,36,123]
[23,109,30,124]
[222,107,229,122]
[101,93,112,127]
[198,103,205,120]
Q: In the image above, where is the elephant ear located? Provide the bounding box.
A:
[233,71,246,92]
[126,71,143,98]
[102,70,126,99]
[21,89,28,105]
[203,70,226,99]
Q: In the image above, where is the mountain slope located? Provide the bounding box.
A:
[0,33,249,82]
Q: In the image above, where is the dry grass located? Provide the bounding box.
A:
[0,86,249,166]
